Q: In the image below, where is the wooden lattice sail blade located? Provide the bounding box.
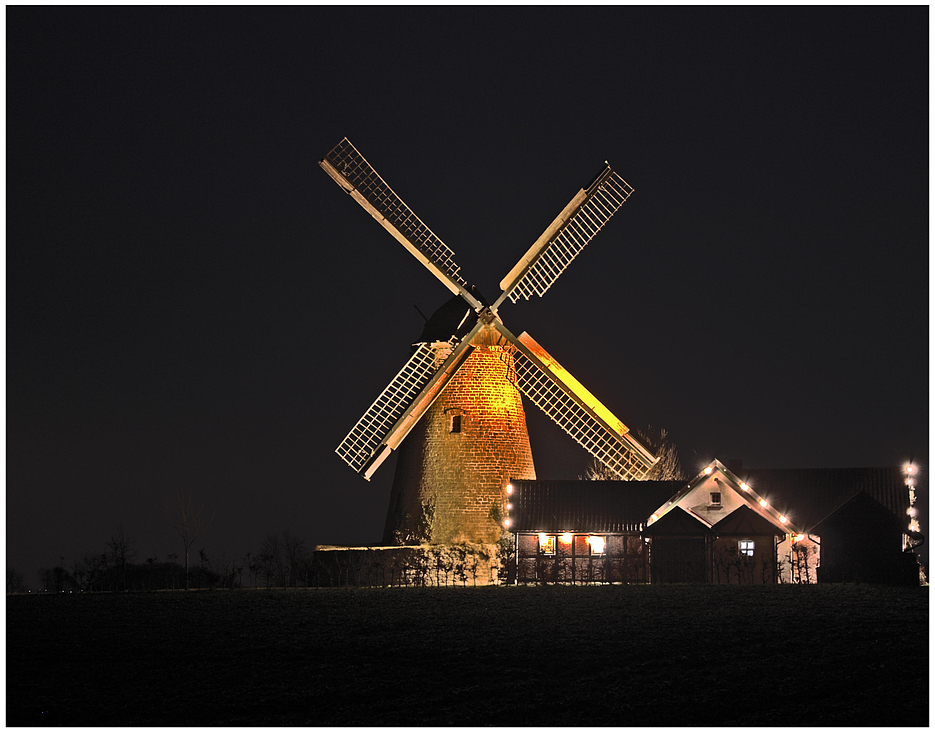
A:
[493,324,657,480]
[335,321,484,480]
[496,164,634,306]
[320,137,483,311]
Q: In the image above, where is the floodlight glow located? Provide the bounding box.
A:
[740,483,750,492]
[780,515,788,524]
[908,507,918,517]
[503,518,512,528]
[506,484,513,494]
[650,513,658,523]
[906,477,916,487]
[506,503,512,511]
[759,498,768,507]
[560,532,572,543]
[905,463,917,475]
[704,466,713,475]
[538,533,548,544]
[794,534,805,542]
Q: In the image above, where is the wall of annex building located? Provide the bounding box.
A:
[515,532,650,584]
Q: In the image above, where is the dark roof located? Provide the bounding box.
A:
[735,467,909,531]
[711,505,786,537]
[811,491,906,536]
[642,506,714,537]
[509,480,681,533]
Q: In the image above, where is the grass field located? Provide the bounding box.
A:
[6,584,928,726]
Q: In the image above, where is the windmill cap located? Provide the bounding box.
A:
[418,289,488,343]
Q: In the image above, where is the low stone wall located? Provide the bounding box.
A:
[312,543,502,587]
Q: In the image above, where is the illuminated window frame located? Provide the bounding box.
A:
[739,539,754,557]
[709,491,721,507]
[538,534,555,555]
[588,535,606,555]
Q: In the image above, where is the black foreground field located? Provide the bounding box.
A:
[7,584,928,727]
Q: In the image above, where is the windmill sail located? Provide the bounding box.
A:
[493,323,657,480]
[335,320,485,480]
[496,164,634,307]
[320,138,484,311]
[322,137,653,488]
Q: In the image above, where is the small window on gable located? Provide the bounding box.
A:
[739,539,754,557]
[450,414,462,433]
[710,491,721,506]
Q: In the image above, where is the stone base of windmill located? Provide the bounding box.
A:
[312,542,504,587]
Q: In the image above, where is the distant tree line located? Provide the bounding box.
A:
[28,526,227,594]
[14,526,511,593]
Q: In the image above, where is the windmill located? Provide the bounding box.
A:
[320,138,657,545]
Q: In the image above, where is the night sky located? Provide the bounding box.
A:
[7,7,928,586]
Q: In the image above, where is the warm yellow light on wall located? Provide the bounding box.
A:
[503,519,512,528]
[794,534,805,542]
[506,503,512,511]
[538,532,547,544]
[560,532,572,543]
[506,484,513,494]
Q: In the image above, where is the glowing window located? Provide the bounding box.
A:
[538,534,555,555]
[450,414,462,433]
[739,540,754,557]
[710,491,721,506]
[588,536,606,555]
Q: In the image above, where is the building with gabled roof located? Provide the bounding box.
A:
[641,507,713,583]
[504,459,922,585]
[507,479,679,584]
[729,465,911,532]
[811,491,919,584]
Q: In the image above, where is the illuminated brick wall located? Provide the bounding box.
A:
[384,334,536,545]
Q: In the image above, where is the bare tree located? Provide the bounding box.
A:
[260,531,284,588]
[280,530,308,588]
[637,426,686,480]
[7,568,25,594]
[584,425,686,481]
[166,490,215,590]
[107,526,136,591]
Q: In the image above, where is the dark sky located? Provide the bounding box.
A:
[7,7,928,586]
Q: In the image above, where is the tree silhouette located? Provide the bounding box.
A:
[585,425,686,481]
[166,490,214,590]
[7,568,25,594]
[107,526,136,592]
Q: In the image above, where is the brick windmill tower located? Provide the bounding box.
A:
[320,138,657,546]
